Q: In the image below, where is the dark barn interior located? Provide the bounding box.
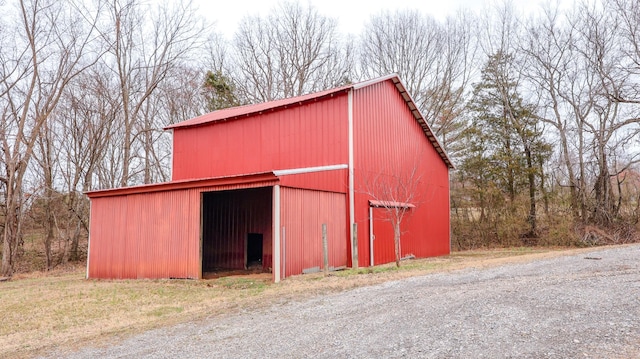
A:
[201,187,273,274]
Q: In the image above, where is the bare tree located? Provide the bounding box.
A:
[604,0,640,106]
[231,1,353,103]
[359,9,477,158]
[0,0,101,276]
[360,10,442,101]
[55,69,117,262]
[567,0,640,225]
[361,160,423,267]
[141,63,207,182]
[429,12,479,158]
[521,5,585,219]
[517,0,640,230]
[32,115,60,269]
[98,0,207,186]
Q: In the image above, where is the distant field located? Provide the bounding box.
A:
[0,246,604,358]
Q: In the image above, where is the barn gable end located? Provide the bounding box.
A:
[352,79,451,267]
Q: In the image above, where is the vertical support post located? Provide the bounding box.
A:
[322,223,329,276]
[273,185,281,283]
[352,223,358,268]
[168,129,174,180]
[86,201,92,279]
[369,206,374,267]
[199,192,204,280]
[282,226,286,280]
[348,89,357,268]
[448,169,452,254]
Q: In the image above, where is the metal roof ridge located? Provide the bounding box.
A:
[164,85,354,130]
[164,75,403,131]
[351,73,399,90]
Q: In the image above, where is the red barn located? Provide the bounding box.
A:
[86,75,453,281]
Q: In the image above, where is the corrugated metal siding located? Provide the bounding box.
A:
[201,187,272,271]
[278,169,348,194]
[371,207,397,265]
[353,80,450,267]
[87,180,277,279]
[280,187,347,277]
[88,196,127,278]
[172,94,349,193]
[88,190,199,279]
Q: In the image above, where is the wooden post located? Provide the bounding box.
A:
[322,223,328,276]
[352,223,358,268]
[282,226,286,279]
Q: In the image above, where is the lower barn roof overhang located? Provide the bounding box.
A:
[85,172,280,198]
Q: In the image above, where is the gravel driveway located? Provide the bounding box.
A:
[52,245,640,358]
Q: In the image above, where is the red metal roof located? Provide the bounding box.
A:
[85,172,279,198]
[165,85,352,130]
[165,74,453,169]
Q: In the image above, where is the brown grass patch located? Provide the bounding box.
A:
[0,245,620,358]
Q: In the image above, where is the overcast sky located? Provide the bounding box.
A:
[194,0,560,39]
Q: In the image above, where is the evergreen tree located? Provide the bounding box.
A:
[461,51,551,236]
[203,70,240,111]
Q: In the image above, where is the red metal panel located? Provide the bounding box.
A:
[372,207,396,266]
[88,195,127,278]
[172,94,349,193]
[87,181,278,279]
[277,169,348,194]
[353,80,451,267]
[280,187,347,277]
[130,190,193,278]
[88,189,200,279]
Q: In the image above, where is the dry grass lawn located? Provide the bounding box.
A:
[0,246,606,358]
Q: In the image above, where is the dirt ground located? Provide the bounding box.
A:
[42,244,640,358]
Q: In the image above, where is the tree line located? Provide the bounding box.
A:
[0,0,638,276]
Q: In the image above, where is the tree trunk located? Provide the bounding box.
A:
[2,171,20,277]
[40,126,56,270]
[42,183,59,270]
[2,173,25,278]
[1,225,12,276]
[143,107,153,184]
[578,120,587,221]
[43,190,55,271]
[69,220,82,262]
[505,138,516,204]
[538,156,549,218]
[116,11,131,188]
[593,147,612,226]
[394,222,401,268]
[558,130,579,219]
[525,147,537,236]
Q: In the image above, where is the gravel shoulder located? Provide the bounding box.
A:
[49,245,640,358]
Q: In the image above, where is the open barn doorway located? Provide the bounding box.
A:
[201,187,273,278]
[246,233,263,269]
